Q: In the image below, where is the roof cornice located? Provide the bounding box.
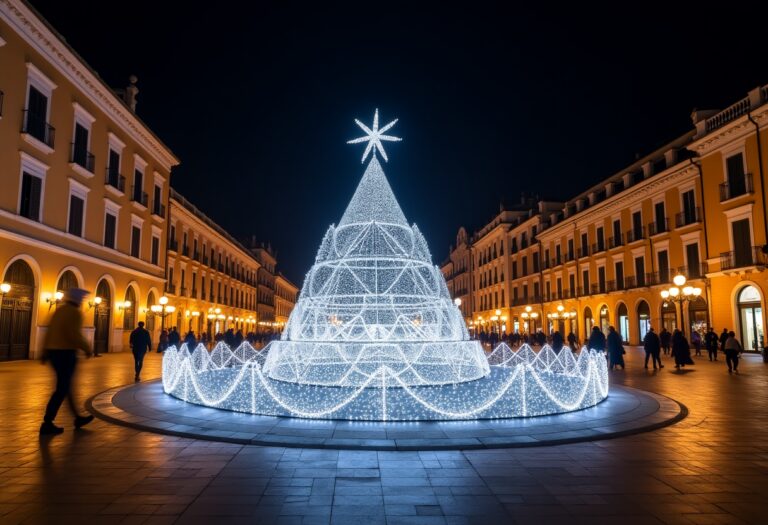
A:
[688,105,768,156]
[1,0,180,170]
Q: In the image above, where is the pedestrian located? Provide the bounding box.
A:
[660,327,672,355]
[157,329,168,353]
[39,288,94,435]
[551,330,564,354]
[168,326,181,349]
[723,330,743,374]
[691,330,702,356]
[671,329,694,369]
[184,330,197,349]
[719,328,729,355]
[567,331,578,351]
[129,321,152,382]
[606,326,625,370]
[643,326,664,369]
[587,326,606,352]
[704,327,719,361]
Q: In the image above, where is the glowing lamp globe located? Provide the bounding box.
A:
[673,274,686,287]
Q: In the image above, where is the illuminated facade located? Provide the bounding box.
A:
[443,83,768,350]
[250,244,277,330]
[274,273,298,329]
[166,190,261,336]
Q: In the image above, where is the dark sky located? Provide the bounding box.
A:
[30,1,768,283]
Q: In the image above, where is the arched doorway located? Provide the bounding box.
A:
[688,297,708,338]
[583,306,593,337]
[123,287,136,330]
[617,303,629,343]
[0,260,35,361]
[599,305,610,334]
[661,301,677,332]
[637,300,651,341]
[146,291,156,334]
[56,270,79,294]
[93,280,111,354]
[737,285,764,352]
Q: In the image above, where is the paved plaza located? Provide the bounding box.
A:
[1,348,767,524]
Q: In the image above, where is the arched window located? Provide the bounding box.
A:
[617,303,629,342]
[123,287,136,329]
[637,300,651,341]
[599,305,610,334]
[583,306,593,337]
[661,301,677,332]
[56,270,79,293]
[738,285,764,352]
[146,291,156,333]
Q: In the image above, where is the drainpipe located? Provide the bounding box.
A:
[690,158,713,339]
[747,112,768,246]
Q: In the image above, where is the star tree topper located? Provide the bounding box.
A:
[347,108,402,163]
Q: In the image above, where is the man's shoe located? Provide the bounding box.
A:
[74,415,94,429]
[659,365,664,368]
[40,422,64,435]
[134,375,140,382]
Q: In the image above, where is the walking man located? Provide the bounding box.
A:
[705,327,719,361]
[129,321,152,382]
[643,326,663,369]
[719,328,729,355]
[40,288,94,435]
[660,327,671,355]
[724,330,743,374]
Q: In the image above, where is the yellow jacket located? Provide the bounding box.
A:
[42,303,92,355]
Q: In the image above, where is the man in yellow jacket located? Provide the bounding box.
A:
[40,288,94,435]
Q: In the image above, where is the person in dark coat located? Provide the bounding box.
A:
[723,331,743,373]
[184,330,197,349]
[157,329,169,353]
[168,327,181,350]
[691,330,702,356]
[671,329,694,369]
[129,321,152,381]
[660,328,672,355]
[643,327,663,369]
[224,328,236,348]
[587,326,606,352]
[567,331,578,351]
[551,331,564,353]
[704,327,719,361]
[235,329,244,347]
[606,326,625,370]
[719,328,729,354]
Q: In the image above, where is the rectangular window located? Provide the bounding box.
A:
[26,85,49,144]
[635,257,645,286]
[133,169,144,204]
[19,172,42,221]
[580,232,588,252]
[151,236,160,265]
[153,184,162,214]
[131,226,141,257]
[612,219,621,245]
[567,239,574,259]
[533,281,540,298]
[598,267,606,293]
[632,211,642,238]
[569,273,575,294]
[658,250,670,283]
[522,284,528,301]
[654,202,665,232]
[686,243,700,277]
[596,227,604,251]
[523,256,529,276]
[582,269,589,294]
[104,212,116,248]
[72,123,89,167]
[726,153,747,197]
[732,219,751,267]
[682,190,696,219]
[615,261,624,289]
[67,194,84,236]
[501,289,505,307]
[556,277,562,296]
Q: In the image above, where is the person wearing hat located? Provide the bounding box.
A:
[129,321,152,381]
[40,287,94,435]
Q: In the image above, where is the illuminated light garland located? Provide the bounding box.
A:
[161,110,610,421]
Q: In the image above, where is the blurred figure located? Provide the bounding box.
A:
[567,331,578,351]
[606,326,625,370]
[157,328,168,353]
[643,326,663,369]
[587,326,606,353]
[704,327,719,361]
[671,329,694,369]
[129,321,152,382]
[184,330,197,349]
[719,328,729,355]
[551,330,564,354]
[168,326,181,350]
[40,288,94,435]
[691,330,702,356]
[723,331,743,374]
[660,327,671,355]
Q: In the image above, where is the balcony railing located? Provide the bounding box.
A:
[152,201,166,217]
[203,255,209,266]
[720,246,767,270]
[626,227,645,243]
[70,142,95,172]
[551,255,562,267]
[193,250,200,261]
[105,169,126,192]
[180,286,187,297]
[209,291,214,302]
[608,234,624,249]
[191,288,198,299]
[592,241,606,254]
[675,263,708,279]
[182,245,190,257]
[675,207,701,228]
[648,219,669,236]
[131,186,148,206]
[719,173,754,202]
[22,109,55,148]
[168,239,178,252]
[579,246,590,258]
[165,283,176,294]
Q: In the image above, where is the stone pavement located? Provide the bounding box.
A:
[1,347,767,524]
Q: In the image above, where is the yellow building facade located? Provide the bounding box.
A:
[166,191,261,337]
[0,1,178,359]
[443,83,768,351]
[275,273,299,329]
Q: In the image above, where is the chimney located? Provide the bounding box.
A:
[122,75,139,112]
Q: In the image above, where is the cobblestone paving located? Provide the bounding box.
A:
[1,348,766,524]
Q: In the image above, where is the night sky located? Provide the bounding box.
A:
[29,1,768,283]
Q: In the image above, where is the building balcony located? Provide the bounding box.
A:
[168,239,178,252]
[131,186,148,207]
[626,227,645,243]
[193,251,200,261]
[180,286,187,297]
[70,143,95,173]
[591,283,606,294]
[676,263,708,279]
[551,255,563,267]
[565,252,575,263]
[675,207,701,228]
[719,173,754,202]
[191,288,198,299]
[579,246,590,258]
[182,246,189,257]
[165,283,176,295]
[720,246,767,270]
[209,292,215,302]
[592,242,606,254]
[105,169,126,192]
[203,255,209,266]
[22,109,55,149]
[608,234,624,249]
[648,219,669,236]
[152,201,166,217]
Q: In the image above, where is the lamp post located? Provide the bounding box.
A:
[660,273,701,337]
[520,305,539,334]
[0,282,11,304]
[150,295,175,334]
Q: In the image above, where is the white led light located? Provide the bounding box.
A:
[162,111,609,421]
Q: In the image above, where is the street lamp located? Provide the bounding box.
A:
[0,283,11,304]
[88,296,102,310]
[454,297,462,307]
[521,305,539,333]
[660,273,701,337]
[150,295,175,334]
